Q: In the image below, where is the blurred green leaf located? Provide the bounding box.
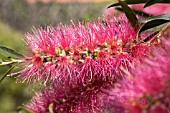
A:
[144,0,161,8]
[138,14,170,35]
[140,14,170,24]
[108,0,148,8]
[118,0,139,30]
[0,63,17,84]
[144,0,170,8]
[108,0,170,8]
[136,14,170,41]
[115,7,152,17]
[18,106,33,113]
[49,103,54,113]
[0,54,11,63]
[145,94,153,102]
[0,46,24,58]
[138,19,169,34]
[0,59,2,63]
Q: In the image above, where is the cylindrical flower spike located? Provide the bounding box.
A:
[118,39,170,113]
[25,75,126,113]
[11,16,152,84]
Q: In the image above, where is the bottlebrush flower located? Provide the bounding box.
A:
[117,39,170,113]
[11,16,153,84]
[18,15,163,113]
[25,77,125,113]
[18,16,157,113]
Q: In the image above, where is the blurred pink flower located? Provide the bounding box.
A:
[118,39,170,113]
[25,78,125,113]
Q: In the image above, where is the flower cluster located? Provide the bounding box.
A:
[25,77,125,113]
[13,17,151,84]
[1,0,169,113]
[118,39,170,113]
[22,16,156,113]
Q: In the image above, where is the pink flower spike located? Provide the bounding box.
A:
[12,16,154,84]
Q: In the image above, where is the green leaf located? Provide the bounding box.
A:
[144,0,170,8]
[49,103,54,113]
[0,46,24,58]
[138,19,169,34]
[144,0,161,8]
[138,14,170,34]
[115,7,152,17]
[146,95,153,102]
[0,63,17,83]
[136,14,170,41]
[17,106,33,113]
[108,0,148,8]
[140,14,170,24]
[108,0,170,8]
[118,0,139,30]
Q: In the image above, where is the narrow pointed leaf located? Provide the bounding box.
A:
[144,0,161,8]
[108,0,148,8]
[0,63,17,83]
[0,46,24,58]
[140,14,170,24]
[17,106,33,113]
[136,14,170,41]
[118,0,139,30]
[108,0,170,8]
[139,19,169,34]
[115,7,152,17]
[144,0,170,8]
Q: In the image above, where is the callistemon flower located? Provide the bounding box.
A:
[118,39,170,113]
[12,16,152,84]
[20,15,160,113]
[25,77,125,113]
